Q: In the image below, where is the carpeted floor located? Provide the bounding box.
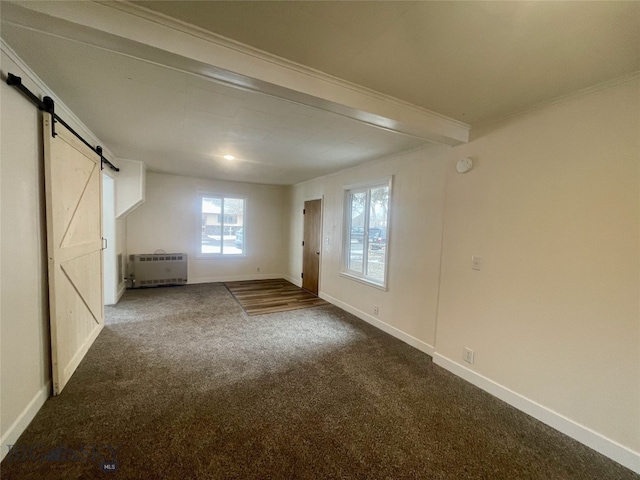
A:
[1,283,637,479]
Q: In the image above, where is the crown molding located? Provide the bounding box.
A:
[1,37,117,161]
[472,71,640,138]
[3,0,468,146]
[104,0,469,130]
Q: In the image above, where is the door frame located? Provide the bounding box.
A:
[302,195,323,294]
[102,172,117,305]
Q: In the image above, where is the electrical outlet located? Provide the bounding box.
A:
[463,347,475,364]
[472,256,483,271]
[373,305,379,315]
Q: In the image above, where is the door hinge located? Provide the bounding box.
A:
[302,241,305,246]
[303,208,305,214]
[301,272,304,278]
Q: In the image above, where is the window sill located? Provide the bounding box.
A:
[339,271,387,291]
[195,253,247,260]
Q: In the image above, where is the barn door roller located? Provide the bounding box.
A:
[5,72,119,172]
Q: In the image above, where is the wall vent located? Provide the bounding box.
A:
[129,253,187,288]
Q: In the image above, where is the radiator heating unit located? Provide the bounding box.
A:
[129,253,187,288]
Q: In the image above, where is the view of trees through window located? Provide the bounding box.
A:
[344,181,390,286]
[201,196,245,255]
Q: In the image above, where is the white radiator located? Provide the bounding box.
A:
[129,253,187,288]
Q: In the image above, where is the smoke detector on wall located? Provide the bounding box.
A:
[456,157,473,173]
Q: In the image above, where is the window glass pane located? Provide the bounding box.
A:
[348,192,366,273]
[366,186,389,282]
[222,198,244,255]
[342,182,390,286]
[201,197,222,254]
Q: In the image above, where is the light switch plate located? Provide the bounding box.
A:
[463,347,475,364]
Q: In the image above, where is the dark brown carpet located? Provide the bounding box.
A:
[1,283,637,479]
[225,278,328,315]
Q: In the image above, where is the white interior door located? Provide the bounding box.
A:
[43,113,104,395]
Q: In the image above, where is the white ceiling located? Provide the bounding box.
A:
[133,1,640,125]
[1,21,429,184]
[2,1,638,185]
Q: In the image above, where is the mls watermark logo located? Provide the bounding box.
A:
[101,461,118,473]
[6,444,119,473]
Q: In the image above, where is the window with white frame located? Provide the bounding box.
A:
[200,196,245,256]
[342,179,391,288]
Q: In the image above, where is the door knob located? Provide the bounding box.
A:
[316,250,320,255]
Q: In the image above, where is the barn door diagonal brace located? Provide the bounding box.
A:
[6,72,120,172]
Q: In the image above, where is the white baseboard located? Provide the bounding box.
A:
[284,275,302,288]
[433,354,640,475]
[319,292,434,356]
[315,287,640,473]
[189,273,284,284]
[116,282,126,302]
[0,382,51,462]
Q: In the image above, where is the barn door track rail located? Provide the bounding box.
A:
[6,72,119,172]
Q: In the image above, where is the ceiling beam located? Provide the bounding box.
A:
[4,1,469,145]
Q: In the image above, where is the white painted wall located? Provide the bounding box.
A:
[0,44,125,461]
[286,78,640,471]
[0,51,51,462]
[434,78,640,466]
[115,158,145,218]
[286,146,449,354]
[112,157,143,298]
[126,172,288,283]
[103,171,129,304]
[102,174,117,305]
[116,217,127,300]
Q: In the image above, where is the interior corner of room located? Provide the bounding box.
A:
[1,0,639,476]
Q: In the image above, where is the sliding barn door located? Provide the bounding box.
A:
[43,113,104,395]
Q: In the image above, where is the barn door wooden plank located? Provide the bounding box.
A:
[43,113,104,395]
